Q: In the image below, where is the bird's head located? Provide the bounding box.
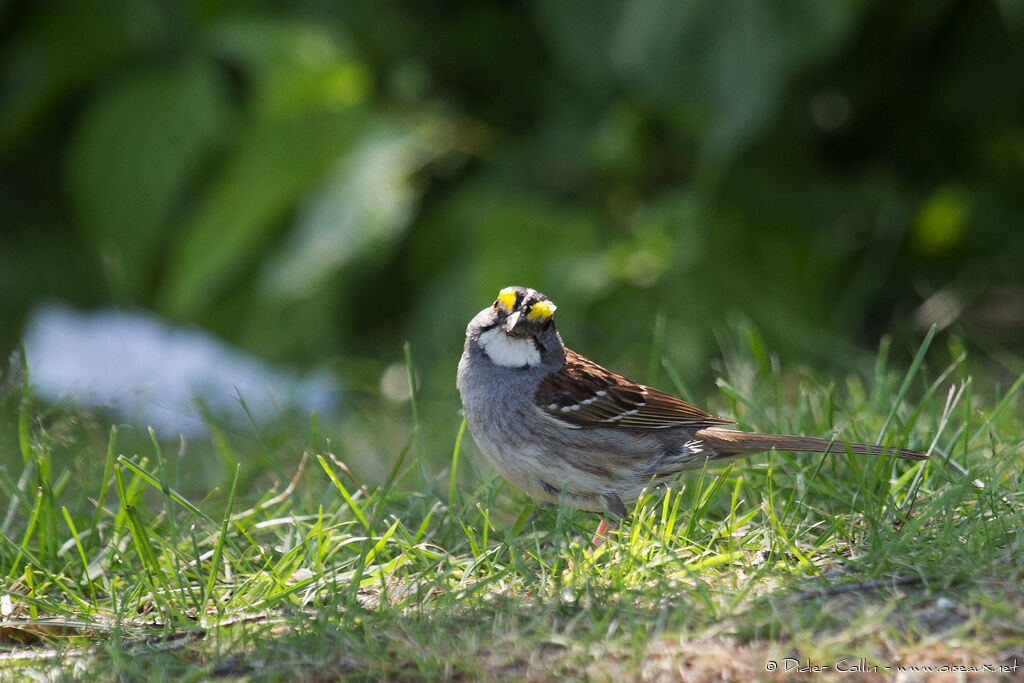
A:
[467,286,561,368]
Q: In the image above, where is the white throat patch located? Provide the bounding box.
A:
[478,327,541,367]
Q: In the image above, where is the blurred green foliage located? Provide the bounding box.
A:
[2,0,1023,417]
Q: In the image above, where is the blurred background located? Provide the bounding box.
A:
[2,1,1023,489]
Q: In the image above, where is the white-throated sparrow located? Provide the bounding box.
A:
[456,286,927,522]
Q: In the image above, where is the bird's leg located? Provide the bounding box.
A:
[592,493,627,546]
[591,518,617,546]
[592,518,608,546]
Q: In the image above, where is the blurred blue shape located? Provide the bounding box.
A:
[23,303,338,436]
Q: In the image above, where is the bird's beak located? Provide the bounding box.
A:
[504,311,522,333]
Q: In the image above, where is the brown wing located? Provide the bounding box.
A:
[534,349,734,430]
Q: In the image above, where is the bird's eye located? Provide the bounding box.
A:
[492,299,499,309]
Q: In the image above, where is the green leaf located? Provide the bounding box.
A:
[157,110,367,318]
[203,16,371,117]
[65,61,229,298]
[258,124,446,301]
[0,0,162,156]
[611,0,783,162]
[535,0,867,164]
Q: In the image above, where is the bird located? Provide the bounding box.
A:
[456,286,927,536]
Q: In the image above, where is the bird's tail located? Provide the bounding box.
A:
[694,427,927,461]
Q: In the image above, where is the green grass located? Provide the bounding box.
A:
[2,332,1023,682]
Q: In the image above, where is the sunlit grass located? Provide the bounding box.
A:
[1,332,1023,680]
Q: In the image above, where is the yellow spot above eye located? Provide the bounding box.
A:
[528,300,556,319]
[497,288,517,311]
